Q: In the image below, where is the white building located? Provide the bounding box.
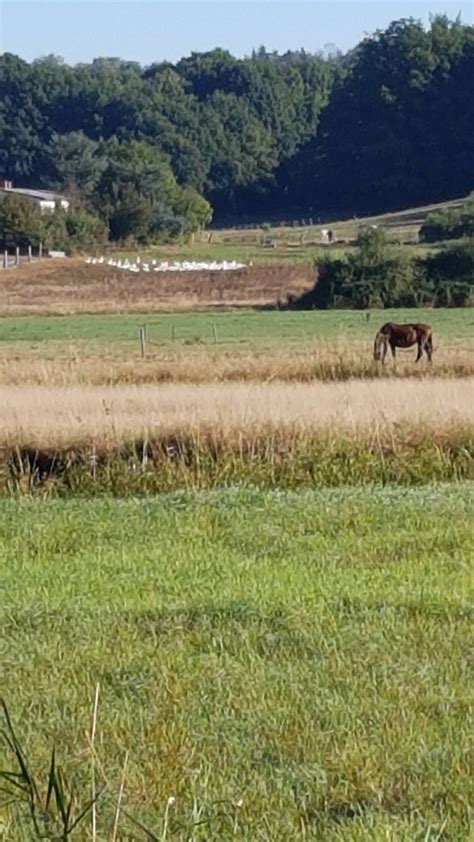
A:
[0,180,70,213]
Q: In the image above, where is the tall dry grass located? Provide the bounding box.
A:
[1,378,473,449]
[1,342,473,386]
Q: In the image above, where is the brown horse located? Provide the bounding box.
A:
[373,323,433,363]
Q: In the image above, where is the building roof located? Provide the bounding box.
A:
[0,187,68,202]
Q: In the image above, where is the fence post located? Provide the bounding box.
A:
[139,327,146,358]
[39,242,43,260]
[3,251,8,269]
[15,246,20,266]
[28,245,32,262]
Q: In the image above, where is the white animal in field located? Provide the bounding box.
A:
[84,256,247,273]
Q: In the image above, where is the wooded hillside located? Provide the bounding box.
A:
[1,15,473,233]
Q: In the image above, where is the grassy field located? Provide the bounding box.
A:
[1,207,473,839]
[1,307,473,345]
[0,484,472,840]
[1,308,473,388]
[1,194,473,842]
[2,342,474,387]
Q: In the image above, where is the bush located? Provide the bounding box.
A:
[284,229,474,310]
[286,229,429,310]
[44,208,107,253]
[150,189,213,242]
[347,229,427,308]
[420,194,474,243]
[426,239,474,306]
[286,256,349,309]
[0,195,46,249]
[0,195,106,254]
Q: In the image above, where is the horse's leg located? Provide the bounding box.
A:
[425,338,433,363]
[390,342,396,361]
[415,341,423,362]
[382,340,388,364]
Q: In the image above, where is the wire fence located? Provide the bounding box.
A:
[0,244,67,269]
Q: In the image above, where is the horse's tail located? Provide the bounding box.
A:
[422,326,434,360]
[373,328,386,360]
[422,326,433,348]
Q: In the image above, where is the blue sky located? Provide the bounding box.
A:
[1,1,472,65]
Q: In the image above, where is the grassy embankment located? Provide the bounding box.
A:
[1,377,473,494]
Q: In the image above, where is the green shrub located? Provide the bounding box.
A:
[0,195,46,249]
[44,208,107,254]
[420,193,474,243]
[285,229,474,310]
[288,229,430,309]
[0,195,107,254]
[426,238,474,306]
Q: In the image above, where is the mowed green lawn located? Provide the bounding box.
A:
[0,308,473,347]
[0,484,472,839]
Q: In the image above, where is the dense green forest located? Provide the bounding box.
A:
[1,14,473,240]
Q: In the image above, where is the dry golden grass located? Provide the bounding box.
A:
[0,259,313,316]
[1,341,473,386]
[2,378,473,449]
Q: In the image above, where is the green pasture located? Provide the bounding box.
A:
[115,242,342,264]
[0,483,472,839]
[105,240,437,266]
[0,308,473,348]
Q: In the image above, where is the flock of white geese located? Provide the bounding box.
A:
[84,256,249,272]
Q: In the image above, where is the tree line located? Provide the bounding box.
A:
[0,15,473,244]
